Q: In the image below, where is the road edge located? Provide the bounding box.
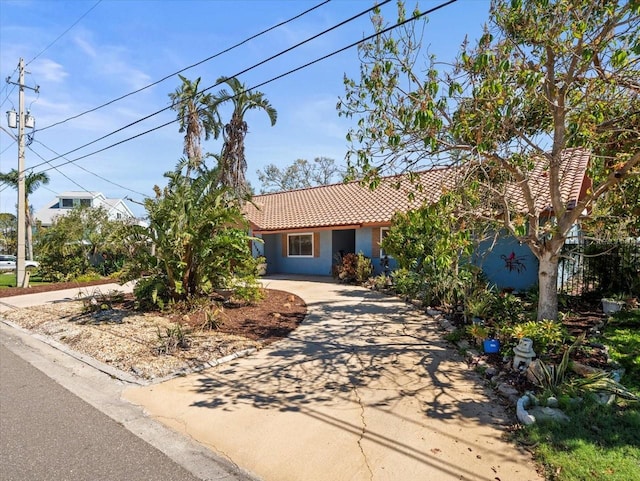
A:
[0,321,261,481]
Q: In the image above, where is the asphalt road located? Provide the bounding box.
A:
[0,344,203,481]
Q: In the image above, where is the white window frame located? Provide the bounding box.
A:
[287,233,314,258]
[380,227,392,258]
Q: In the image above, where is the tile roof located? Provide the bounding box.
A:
[245,148,590,232]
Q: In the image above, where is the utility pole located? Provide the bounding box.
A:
[6,58,38,287]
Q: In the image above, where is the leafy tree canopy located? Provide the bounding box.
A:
[339,0,640,320]
[257,157,344,193]
[36,206,128,282]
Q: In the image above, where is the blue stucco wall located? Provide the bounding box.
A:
[355,227,398,275]
[261,231,333,276]
[476,236,538,292]
[258,227,535,289]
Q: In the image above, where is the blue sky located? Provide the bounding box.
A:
[0,0,489,218]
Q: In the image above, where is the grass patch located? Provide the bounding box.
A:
[0,272,49,288]
[603,309,640,392]
[518,308,640,481]
[519,398,640,481]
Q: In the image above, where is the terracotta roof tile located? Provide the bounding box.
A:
[245,149,589,232]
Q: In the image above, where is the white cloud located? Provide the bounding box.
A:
[73,34,97,58]
[29,58,68,83]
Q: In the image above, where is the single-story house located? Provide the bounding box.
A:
[244,149,591,291]
[34,191,137,227]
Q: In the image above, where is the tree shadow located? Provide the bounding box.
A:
[190,286,512,424]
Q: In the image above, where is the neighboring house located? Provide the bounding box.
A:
[34,191,136,227]
[244,149,591,291]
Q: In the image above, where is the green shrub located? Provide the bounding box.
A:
[332,252,373,285]
[134,275,170,310]
[501,319,569,353]
[391,268,422,297]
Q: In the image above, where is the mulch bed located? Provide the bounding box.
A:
[0,279,117,298]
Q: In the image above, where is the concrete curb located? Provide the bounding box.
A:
[1,319,145,385]
[0,319,258,386]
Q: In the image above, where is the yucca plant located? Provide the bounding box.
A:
[530,334,584,396]
[569,371,640,402]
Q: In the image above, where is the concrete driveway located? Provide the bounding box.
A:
[124,277,542,481]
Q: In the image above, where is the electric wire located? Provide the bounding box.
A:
[26,144,94,194]
[28,0,393,171]
[33,0,456,175]
[0,139,17,156]
[0,83,17,110]
[35,0,331,133]
[1,1,99,110]
[26,0,102,66]
[32,139,148,197]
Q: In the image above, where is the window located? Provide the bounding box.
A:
[61,198,73,208]
[380,227,391,258]
[80,199,91,207]
[288,233,313,257]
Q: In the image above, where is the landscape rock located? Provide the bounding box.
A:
[525,359,545,385]
[528,406,570,423]
[497,382,520,402]
[545,396,559,408]
[571,361,604,377]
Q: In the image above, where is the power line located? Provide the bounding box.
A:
[0,83,17,110]
[29,0,392,171]
[32,139,148,198]
[26,144,93,193]
[26,0,102,66]
[35,0,331,133]
[0,139,17,156]
[33,0,457,175]
[1,2,99,110]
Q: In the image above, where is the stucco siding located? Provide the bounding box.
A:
[261,231,332,276]
[477,236,538,292]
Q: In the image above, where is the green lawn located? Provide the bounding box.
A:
[518,309,640,481]
[0,272,49,288]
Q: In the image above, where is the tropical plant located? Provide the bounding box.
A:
[213,76,277,199]
[156,323,191,354]
[168,75,220,175]
[120,161,260,306]
[467,323,490,344]
[0,169,50,260]
[503,319,568,353]
[36,206,127,282]
[338,0,640,321]
[530,335,583,396]
[0,212,17,254]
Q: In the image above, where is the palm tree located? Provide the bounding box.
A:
[213,76,277,199]
[168,75,220,176]
[0,169,50,260]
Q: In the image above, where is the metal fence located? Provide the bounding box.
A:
[558,239,640,296]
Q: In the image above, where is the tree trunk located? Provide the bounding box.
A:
[25,208,33,261]
[537,248,560,321]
